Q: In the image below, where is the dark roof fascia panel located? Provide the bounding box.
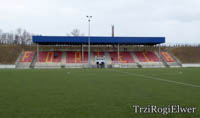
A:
[32,36,165,45]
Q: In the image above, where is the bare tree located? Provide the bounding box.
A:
[0,28,33,45]
[67,29,84,36]
[22,30,32,45]
[0,29,2,44]
[15,28,22,45]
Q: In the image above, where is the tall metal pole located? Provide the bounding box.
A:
[87,16,92,68]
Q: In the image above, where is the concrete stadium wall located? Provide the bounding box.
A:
[182,64,200,68]
[0,65,16,69]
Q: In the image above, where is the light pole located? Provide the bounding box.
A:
[86,15,92,68]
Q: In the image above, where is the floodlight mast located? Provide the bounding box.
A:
[86,15,92,68]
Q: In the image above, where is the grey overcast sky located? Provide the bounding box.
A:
[0,0,199,44]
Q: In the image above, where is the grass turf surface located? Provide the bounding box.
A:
[0,68,200,118]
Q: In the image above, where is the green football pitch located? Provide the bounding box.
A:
[0,68,200,118]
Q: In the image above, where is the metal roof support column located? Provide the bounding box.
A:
[159,44,161,65]
[118,43,120,65]
[159,44,161,56]
[82,44,84,64]
[37,44,39,62]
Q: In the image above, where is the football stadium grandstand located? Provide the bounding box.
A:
[15,36,182,69]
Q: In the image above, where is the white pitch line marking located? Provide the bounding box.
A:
[111,70,200,88]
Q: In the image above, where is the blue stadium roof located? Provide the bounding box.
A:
[32,36,165,45]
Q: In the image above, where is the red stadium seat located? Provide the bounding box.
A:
[66,52,88,63]
[161,52,175,62]
[20,51,34,62]
[109,52,135,63]
[134,51,160,62]
[93,52,105,57]
[38,51,62,63]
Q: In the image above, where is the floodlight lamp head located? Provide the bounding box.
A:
[86,16,92,19]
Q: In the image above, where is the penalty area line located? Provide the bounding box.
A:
[110,70,200,88]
